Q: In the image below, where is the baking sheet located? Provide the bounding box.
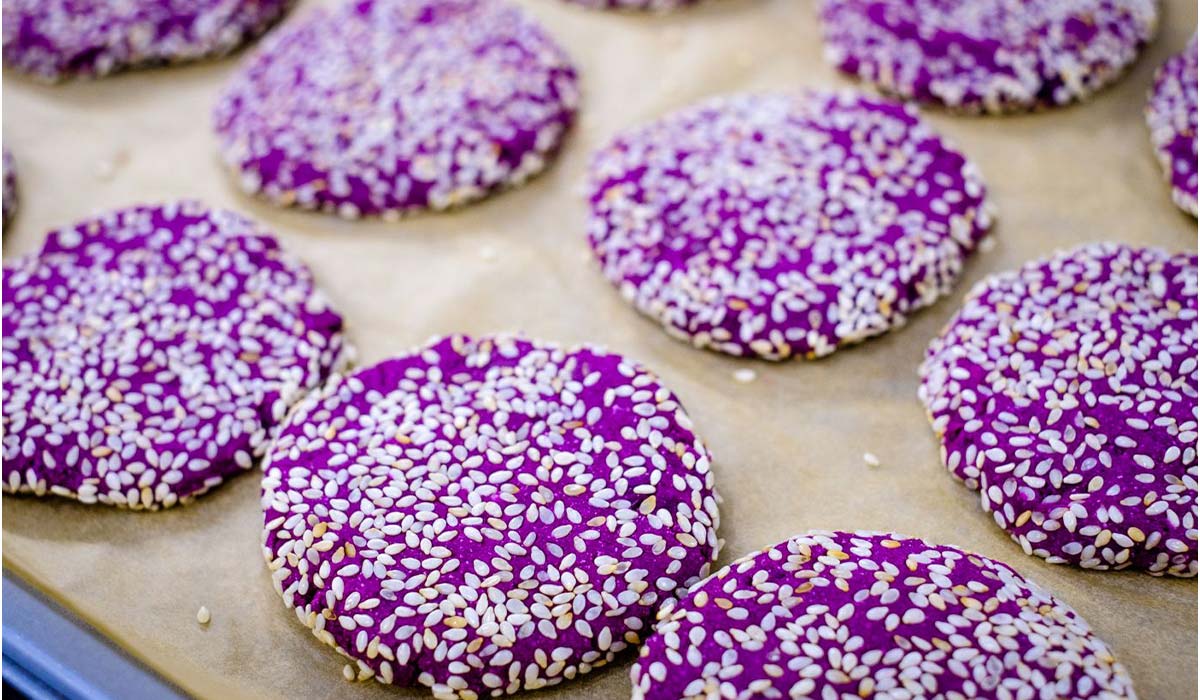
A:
[2,0,1197,697]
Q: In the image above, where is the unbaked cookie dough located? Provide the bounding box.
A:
[1,201,348,508]
[820,0,1159,113]
[260,333,721,697]
[214,0,579,219]
[632,531,1136,699]
[1146,34,1198,216]
[920,243,1197,576]
[2,0,292,81]
[587,90,993,360]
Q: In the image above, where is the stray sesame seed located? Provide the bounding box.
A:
[732,368,757,384]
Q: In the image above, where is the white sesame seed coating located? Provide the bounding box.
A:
[260,333,721,698]
[214,0,580,219]
[632,531,1136,699]
[2,0,293,82]
[2,201,349,509]
[920,243,1197,576]
[820,0,1159,113]
[587,90,993,360]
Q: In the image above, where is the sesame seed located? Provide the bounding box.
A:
[732,368,757,383]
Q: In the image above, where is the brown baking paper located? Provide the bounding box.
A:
[3,0,1197,697]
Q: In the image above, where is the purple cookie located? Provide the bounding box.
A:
[632,531,1136,699]
[260,333,721,696]
[1146,35,1198,217]
[2,0,292,81]
[214,0,579,219]
[820,0,1159,113]
[587,90,993,360]
[2,201,347,509]
[3,148,16,225]
[921,243,1198,576]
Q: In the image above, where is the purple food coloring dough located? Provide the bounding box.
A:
[587,90,993,360]
[2,0,293,81]
[214,0,579,219]
[632,531,1136,699]
[260,333,721,697]
[1146,34,1198,216]
[920,243,1197,576]
[820,0,1159,113]
[2,201,348,508]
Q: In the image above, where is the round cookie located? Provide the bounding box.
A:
[920,243,1197,576]
[260,333,721,697]
[1,201,347,509]
[586,90,993,360]
[3,148,16,225]
[2,0,292,82]
[1146,34,1198,216]
[633,531,1135,699]
[214,0,579,219]
[820,0,1159,113]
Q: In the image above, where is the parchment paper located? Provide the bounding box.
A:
[3,1,1197,697]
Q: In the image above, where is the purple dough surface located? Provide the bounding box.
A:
[260,333,721,696]
[2,201,347,509]
[213,0,579,219]
[632,531,1136,699]
[2,0,292,81]
[587,90,993,360]
[920,243,1197,576]
[1146,34,1198,217]
[820,0,1159,113]
[3,148,16,225]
